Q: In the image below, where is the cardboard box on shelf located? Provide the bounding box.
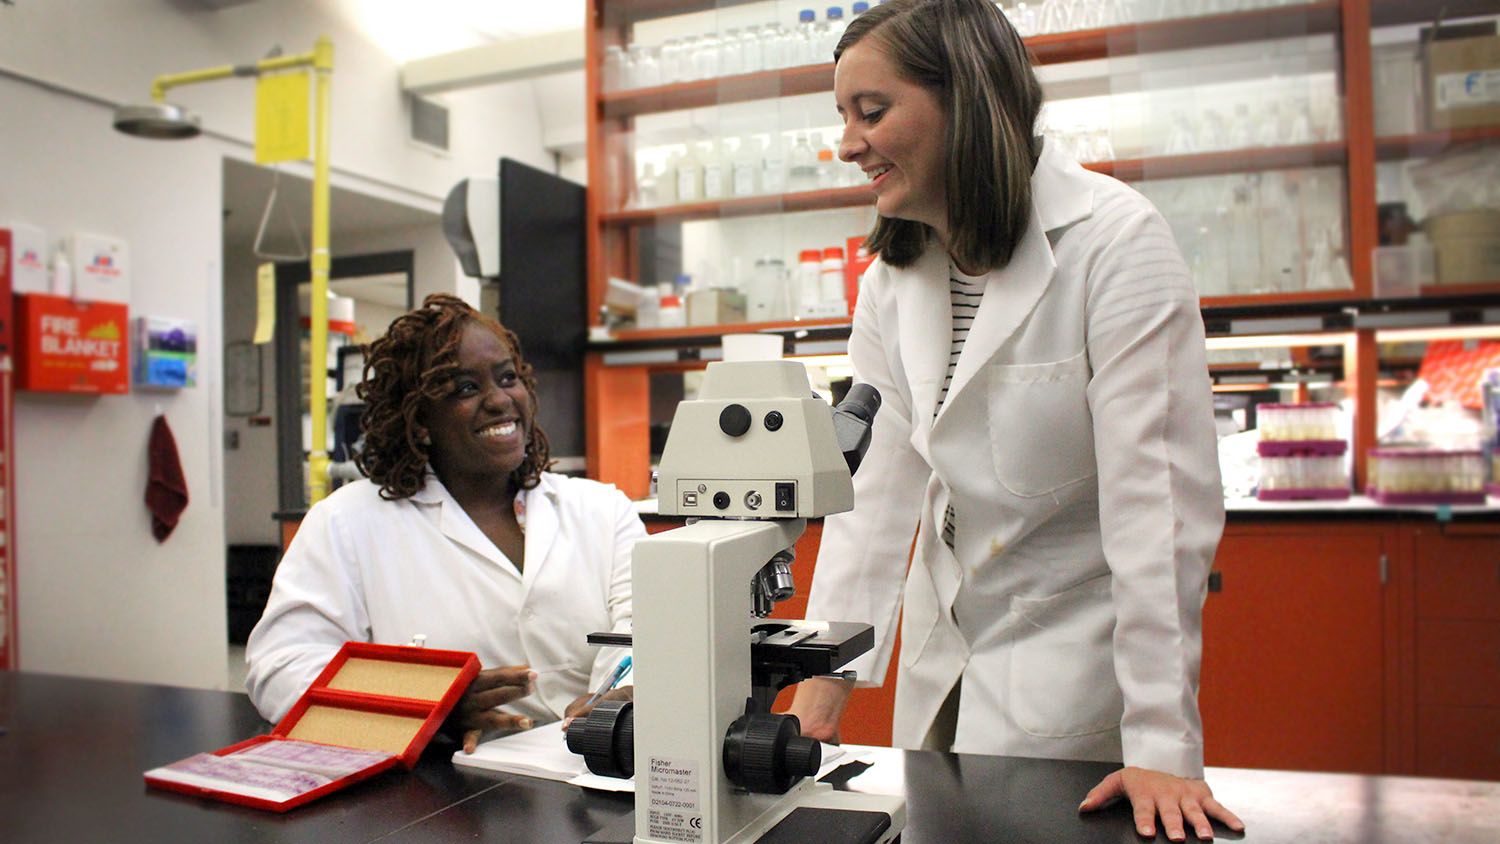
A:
[686,287,746,327]
[1423,32,1500,131]
[1426,210,1500,285]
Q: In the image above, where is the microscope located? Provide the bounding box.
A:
[568,360,905,844]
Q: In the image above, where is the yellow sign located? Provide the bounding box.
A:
[254,263,276,344]
[255,71,310,164]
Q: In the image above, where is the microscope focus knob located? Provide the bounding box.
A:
[723,712,821,794]
[564,699,634,779]
[719,403,752,437]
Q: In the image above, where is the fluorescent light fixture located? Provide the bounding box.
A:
[1205,332,1356,351]
[340,0,584,63]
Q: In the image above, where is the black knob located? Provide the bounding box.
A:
[763,411,784,431]
[723,711,820,794]
[719,404,752,437]
[565,699,634,778]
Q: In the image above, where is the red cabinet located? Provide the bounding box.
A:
[1201,522,1392,774]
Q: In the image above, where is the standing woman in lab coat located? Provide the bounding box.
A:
[786,1,1243,839]
[246,294,643,753]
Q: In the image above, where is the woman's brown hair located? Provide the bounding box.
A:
[355,293,551,500]
[835,0,1043,272]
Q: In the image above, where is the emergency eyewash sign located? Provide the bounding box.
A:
[16,294,129,393]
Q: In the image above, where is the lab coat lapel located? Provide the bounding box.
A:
[895,245,958,430]
[936,142,1093,419]
[419,476,522,579]
[518,478,560,591]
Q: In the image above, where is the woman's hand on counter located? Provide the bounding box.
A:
[450,665,538,754]
[1079,766,1244,841]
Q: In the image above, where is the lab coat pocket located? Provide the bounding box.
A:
[899,560,940,669]
[1008,576,1122,738]
[986,351,1095,497]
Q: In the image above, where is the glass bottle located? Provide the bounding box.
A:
[788,132,819,192]
[730,136,759,197]
[761,134,788,194]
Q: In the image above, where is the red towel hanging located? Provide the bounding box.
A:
[145,414,188,542]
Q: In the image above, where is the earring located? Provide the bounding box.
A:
[417,431,431,446]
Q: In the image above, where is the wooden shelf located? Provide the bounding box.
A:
[601,143,1345,225]
[1375,126,1500,162]
[602,185,873,224]
[1095,142,1347,181]
[599,2,1341,119]
[602,64,833,119]
[597,317,851,347]
[1372,0,1500,28]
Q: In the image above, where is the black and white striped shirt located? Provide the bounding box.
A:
[939,265,987,550]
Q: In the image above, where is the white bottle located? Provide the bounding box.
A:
[701,141,727,199]
[51,249,73,298]
[760,134,788,194]
[636,163,660,208]
[720,28,744,77]
[661,150,683,205]
[603,45,626,92]
[813,131,838,188]
[820,246,847,307]
[676,143,704,203]
[761,23,785,70]
[824,7,848,57]
[795,10,818,66]
[730,136,760,197]
[788,132,819,192]
[796,249,823,316]
[740,26,764,74]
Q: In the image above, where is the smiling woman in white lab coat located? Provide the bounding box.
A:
[246,294,643,753]
[787,1,1242,840]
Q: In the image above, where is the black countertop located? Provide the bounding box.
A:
[4,671,1496,843]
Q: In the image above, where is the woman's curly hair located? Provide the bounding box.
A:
[355,293,551,500]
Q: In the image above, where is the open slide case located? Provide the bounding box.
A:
[145,641,479,812]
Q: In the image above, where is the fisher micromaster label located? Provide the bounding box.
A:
[646,756,701,842]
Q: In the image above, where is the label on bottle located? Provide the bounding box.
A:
[732,162,756,196]
[703,163,724,198]
[762,155,786,193]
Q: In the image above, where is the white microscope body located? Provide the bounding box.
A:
[584,360,905,844]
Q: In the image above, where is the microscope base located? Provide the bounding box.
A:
[582,783,904,844]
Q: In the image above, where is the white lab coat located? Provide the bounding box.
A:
[245,472,643,725]
[805,141,1224,777]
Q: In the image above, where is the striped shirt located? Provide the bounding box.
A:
[939,265,987,550]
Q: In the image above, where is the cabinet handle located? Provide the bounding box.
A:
[1208,571,1222,593]
[1380,553,1388,585]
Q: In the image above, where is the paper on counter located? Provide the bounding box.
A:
[453,720,586,781]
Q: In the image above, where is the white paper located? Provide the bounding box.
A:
[453,720,587,781]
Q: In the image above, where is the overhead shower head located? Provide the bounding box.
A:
[112,102,202,140]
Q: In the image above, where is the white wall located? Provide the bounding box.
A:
[1,0,554,689]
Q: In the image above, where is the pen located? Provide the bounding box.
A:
[577,656,632,713]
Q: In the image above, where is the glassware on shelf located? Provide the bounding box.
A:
[730,137,759,198]
[795,10,819,67]
[761,134,788,194]
[603,45,625,93]
[788,133,819,192]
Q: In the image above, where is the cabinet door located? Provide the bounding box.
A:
[1201,523,1389,773]
[1410,524,1500,780]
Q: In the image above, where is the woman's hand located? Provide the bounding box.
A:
[1079,767,1244,841]
[450,666,538,754]
[785,676,856,743]
[561,686,634,730]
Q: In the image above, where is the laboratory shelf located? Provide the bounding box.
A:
[599,1,1344,119]
[1374,126,1500,162]
[601,142,1346,225]
[600,184,871,224]
[1371,0,1500,27]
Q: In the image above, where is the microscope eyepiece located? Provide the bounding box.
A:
[835,383,881,424]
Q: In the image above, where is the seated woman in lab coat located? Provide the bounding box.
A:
[246,294,643,753]
[786,1,1243,839]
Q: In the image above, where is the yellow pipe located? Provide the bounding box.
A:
[143,38,336,504]
[306,35,334,504]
